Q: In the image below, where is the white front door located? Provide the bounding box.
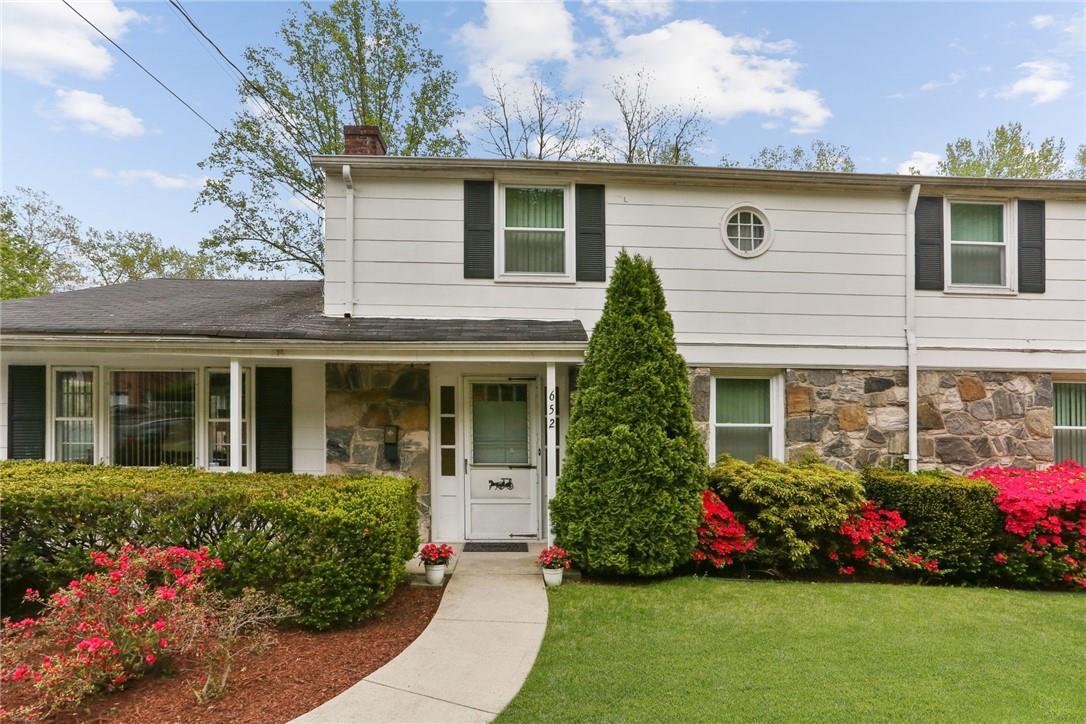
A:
[464,379,541,540]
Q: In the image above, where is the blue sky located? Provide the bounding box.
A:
[2,0,1083,264]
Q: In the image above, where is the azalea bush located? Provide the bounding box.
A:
[691,490,755,569]
[1,546,217,720]
[972,461,1086,589]
[828,502,939,578]
[0,462,419,628]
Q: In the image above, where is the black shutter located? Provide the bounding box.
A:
[8,366,46,460]
[575,184,606,282]
[1017,200,1046,293]
[464,180,494,279]
[915,196,944,290]
[255,367,292,473]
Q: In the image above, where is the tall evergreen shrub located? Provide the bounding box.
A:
[550,251,705,575]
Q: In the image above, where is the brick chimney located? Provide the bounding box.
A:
[343,125,387,155]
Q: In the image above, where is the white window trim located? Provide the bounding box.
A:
[943,197,1017,295]
[708,371,784,463]
[495,182,576,283]
[204,367,254,472]
[49,367,97,464]
[720,203,774,258]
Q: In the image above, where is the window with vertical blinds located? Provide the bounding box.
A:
[504,187,565,274]
[55,370,95,463]
[110,371,195,467]
[949,202,1006,286]
[714,378,773,463]
[1054,383,1086,464]
[207,371,247,468]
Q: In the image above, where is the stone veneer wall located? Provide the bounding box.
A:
[690,367,1055,473]
[325,363,431,536]
[915,370,1053,471]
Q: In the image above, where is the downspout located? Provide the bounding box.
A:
[904,183,921,472]
[342,164,355,318]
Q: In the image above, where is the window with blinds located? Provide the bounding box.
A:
[55,370,95,463]
[504,187,566,274]
[110,371,196,467]
[1054,382,1086,464]
[713,377,774,463]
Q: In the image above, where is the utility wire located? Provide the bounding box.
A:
[61,0,219,135]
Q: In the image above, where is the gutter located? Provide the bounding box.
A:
[904,183,921,472]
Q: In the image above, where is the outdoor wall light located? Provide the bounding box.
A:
[383,425,400,465]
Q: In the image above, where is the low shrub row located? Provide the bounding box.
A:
[0,462,419,628]
[703,456,1086,589]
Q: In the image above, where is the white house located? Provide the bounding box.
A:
[2,126,1084,543]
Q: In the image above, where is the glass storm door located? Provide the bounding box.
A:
[465,381,540,540]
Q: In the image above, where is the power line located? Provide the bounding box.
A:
[61,0,219,135]
[167,0,318,154]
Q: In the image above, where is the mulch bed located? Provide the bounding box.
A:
[5,584,444,724]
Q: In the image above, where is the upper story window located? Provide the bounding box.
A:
[502,186,569,276]
[721,204,773,258]
[947,201,1010,288]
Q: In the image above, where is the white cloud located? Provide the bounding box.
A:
[1,0,142,83]
[997,59,1071,104]
[92,168,204,190]
[585,0,673,40]
[458,0,576,88]
[570,19,830,133]
[919,71,964,92]
[897,151,941,176]
[1029,15,1055,30]
[50,89,144,137]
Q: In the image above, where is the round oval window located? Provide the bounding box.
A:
[721,206,772,257]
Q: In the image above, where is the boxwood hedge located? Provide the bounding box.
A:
[861,467,1002,580]
[0,462,418,629]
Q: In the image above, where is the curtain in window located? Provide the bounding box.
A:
[55,370,94,463]
[111,371,195,466]
[472,384,529,465]
[1055,383,1086,464]
[714,378,771,462]
[505,188,564,273]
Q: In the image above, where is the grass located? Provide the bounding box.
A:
[499,577,1086,723]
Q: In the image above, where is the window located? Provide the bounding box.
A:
[55,370,95,463]
[110,371,195,467]
[207,370,248,469]
[503,186,567,274]
[471,383,529,465]
[721,205,772,258]
[1055,382,1086,464]
[439,385,456,476]
[948,201,1008,287]
[712,376,780,463]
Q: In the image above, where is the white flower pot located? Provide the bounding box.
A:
[542,567,564,587]
[424,563,446,586]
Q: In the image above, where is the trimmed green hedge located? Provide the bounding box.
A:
[861,468,1001,580]
[0,462,419,629]
[708,456,866,571]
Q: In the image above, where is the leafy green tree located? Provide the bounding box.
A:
[0,187,83,295]
[1,212,52,300]
[939,122,1066,178]
[550,251,705,575]
[1068,144,1086,180]
[197,0,465,274]
[720,140,856,172]
[75,230,235,286]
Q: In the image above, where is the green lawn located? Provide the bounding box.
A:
[499,577,1086,723]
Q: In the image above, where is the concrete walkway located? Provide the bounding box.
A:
[295,546,547,723]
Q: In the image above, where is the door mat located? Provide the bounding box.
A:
[463,542,529,552]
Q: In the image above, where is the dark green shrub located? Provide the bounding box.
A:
[862,467,1001,580]
[550,251,705,576]
[708,456,865,571]
[0,462,418,628]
